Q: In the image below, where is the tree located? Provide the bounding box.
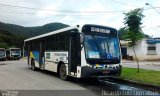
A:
[118,27,150,40]
[0,30,26,49]
[118,27,127,40]
[0,42,8,48]
[123,8,145,72]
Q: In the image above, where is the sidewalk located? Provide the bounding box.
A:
[122,60,160,71]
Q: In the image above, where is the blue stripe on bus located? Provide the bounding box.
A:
[31,51,40,62]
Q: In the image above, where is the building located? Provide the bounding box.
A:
[121,38,160,61]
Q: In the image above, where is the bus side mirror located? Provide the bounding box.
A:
[80,33,85,44]
[79,33,85,50]
[70,31,85,44]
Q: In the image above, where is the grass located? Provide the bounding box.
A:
[120,67,160,85]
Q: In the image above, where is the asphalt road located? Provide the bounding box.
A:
[122,60,160,71]
[0,60,159,96]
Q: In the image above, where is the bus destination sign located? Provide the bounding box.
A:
[91,27,110,34]
[82,24,117,36]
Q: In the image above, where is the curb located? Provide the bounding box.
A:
[109,77,160,92]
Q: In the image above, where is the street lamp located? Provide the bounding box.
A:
[145,3,160,14]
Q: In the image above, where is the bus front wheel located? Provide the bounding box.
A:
[59,64,68,80]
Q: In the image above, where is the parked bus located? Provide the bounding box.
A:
[6,48,21,60]
[0,48,6,61]
[24,24,121,80]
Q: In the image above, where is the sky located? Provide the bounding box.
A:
[0,0,160,37]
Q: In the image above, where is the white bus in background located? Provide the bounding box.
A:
[6,48,21,60]
[0,48,6,61]
[24,24,122,80]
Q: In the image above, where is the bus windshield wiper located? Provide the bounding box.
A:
[91,35,103,57]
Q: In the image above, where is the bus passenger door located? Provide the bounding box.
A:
[68,31,81,76]
[39,40,45,68]
[27,45,30,65]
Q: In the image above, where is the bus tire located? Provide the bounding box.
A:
[59,63,68,80]
[31,59,37,71]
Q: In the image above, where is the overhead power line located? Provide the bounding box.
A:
[0,10,126,18]
[0,3,160,14]
[110,0,140,7]
[145,3,160,15]
[0,3,160,16]
[0,8,159,16]
[0,3,126,13]
[143,25,160,30]
[0,10,125,16]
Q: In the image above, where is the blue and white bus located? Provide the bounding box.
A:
[0,48,6,61]
[24,24,121,80]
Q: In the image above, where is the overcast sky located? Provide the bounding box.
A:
[0,0,160,37]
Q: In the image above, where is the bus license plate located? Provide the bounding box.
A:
[103,70,110,74]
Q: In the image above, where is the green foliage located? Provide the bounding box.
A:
[120,67,160,85]
[118,27,127,40]
[0,22,69,49]
[0,42,8,48]
[123,8,145,45]
[0,30,25,49]
[118,27,150,40]
[0,22,69,38]
[123,31,144,46]
[123,8,145,73]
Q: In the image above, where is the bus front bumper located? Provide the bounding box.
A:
[10,56,21,59]
[0,57,6,60]
[81,65,122,78]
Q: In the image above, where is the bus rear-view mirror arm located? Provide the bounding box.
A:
[79,33,85,50]
[70,31,85,50]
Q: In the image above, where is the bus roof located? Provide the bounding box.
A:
[0,48,5,50]
[24,24,117,42]
[9,48,20,50]
[24,26,79,42]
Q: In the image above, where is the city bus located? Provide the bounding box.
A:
[24,24,121,80]
[0,48,6,61]
[6,48,21,60]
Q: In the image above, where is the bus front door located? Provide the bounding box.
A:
[39,40,45,68]
[69,32,81,76]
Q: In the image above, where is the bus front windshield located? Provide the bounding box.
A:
[11,49,20,55]
[0,50,5,56]
[84,35,120,60]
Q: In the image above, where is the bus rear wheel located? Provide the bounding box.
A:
[59,64,68,80]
